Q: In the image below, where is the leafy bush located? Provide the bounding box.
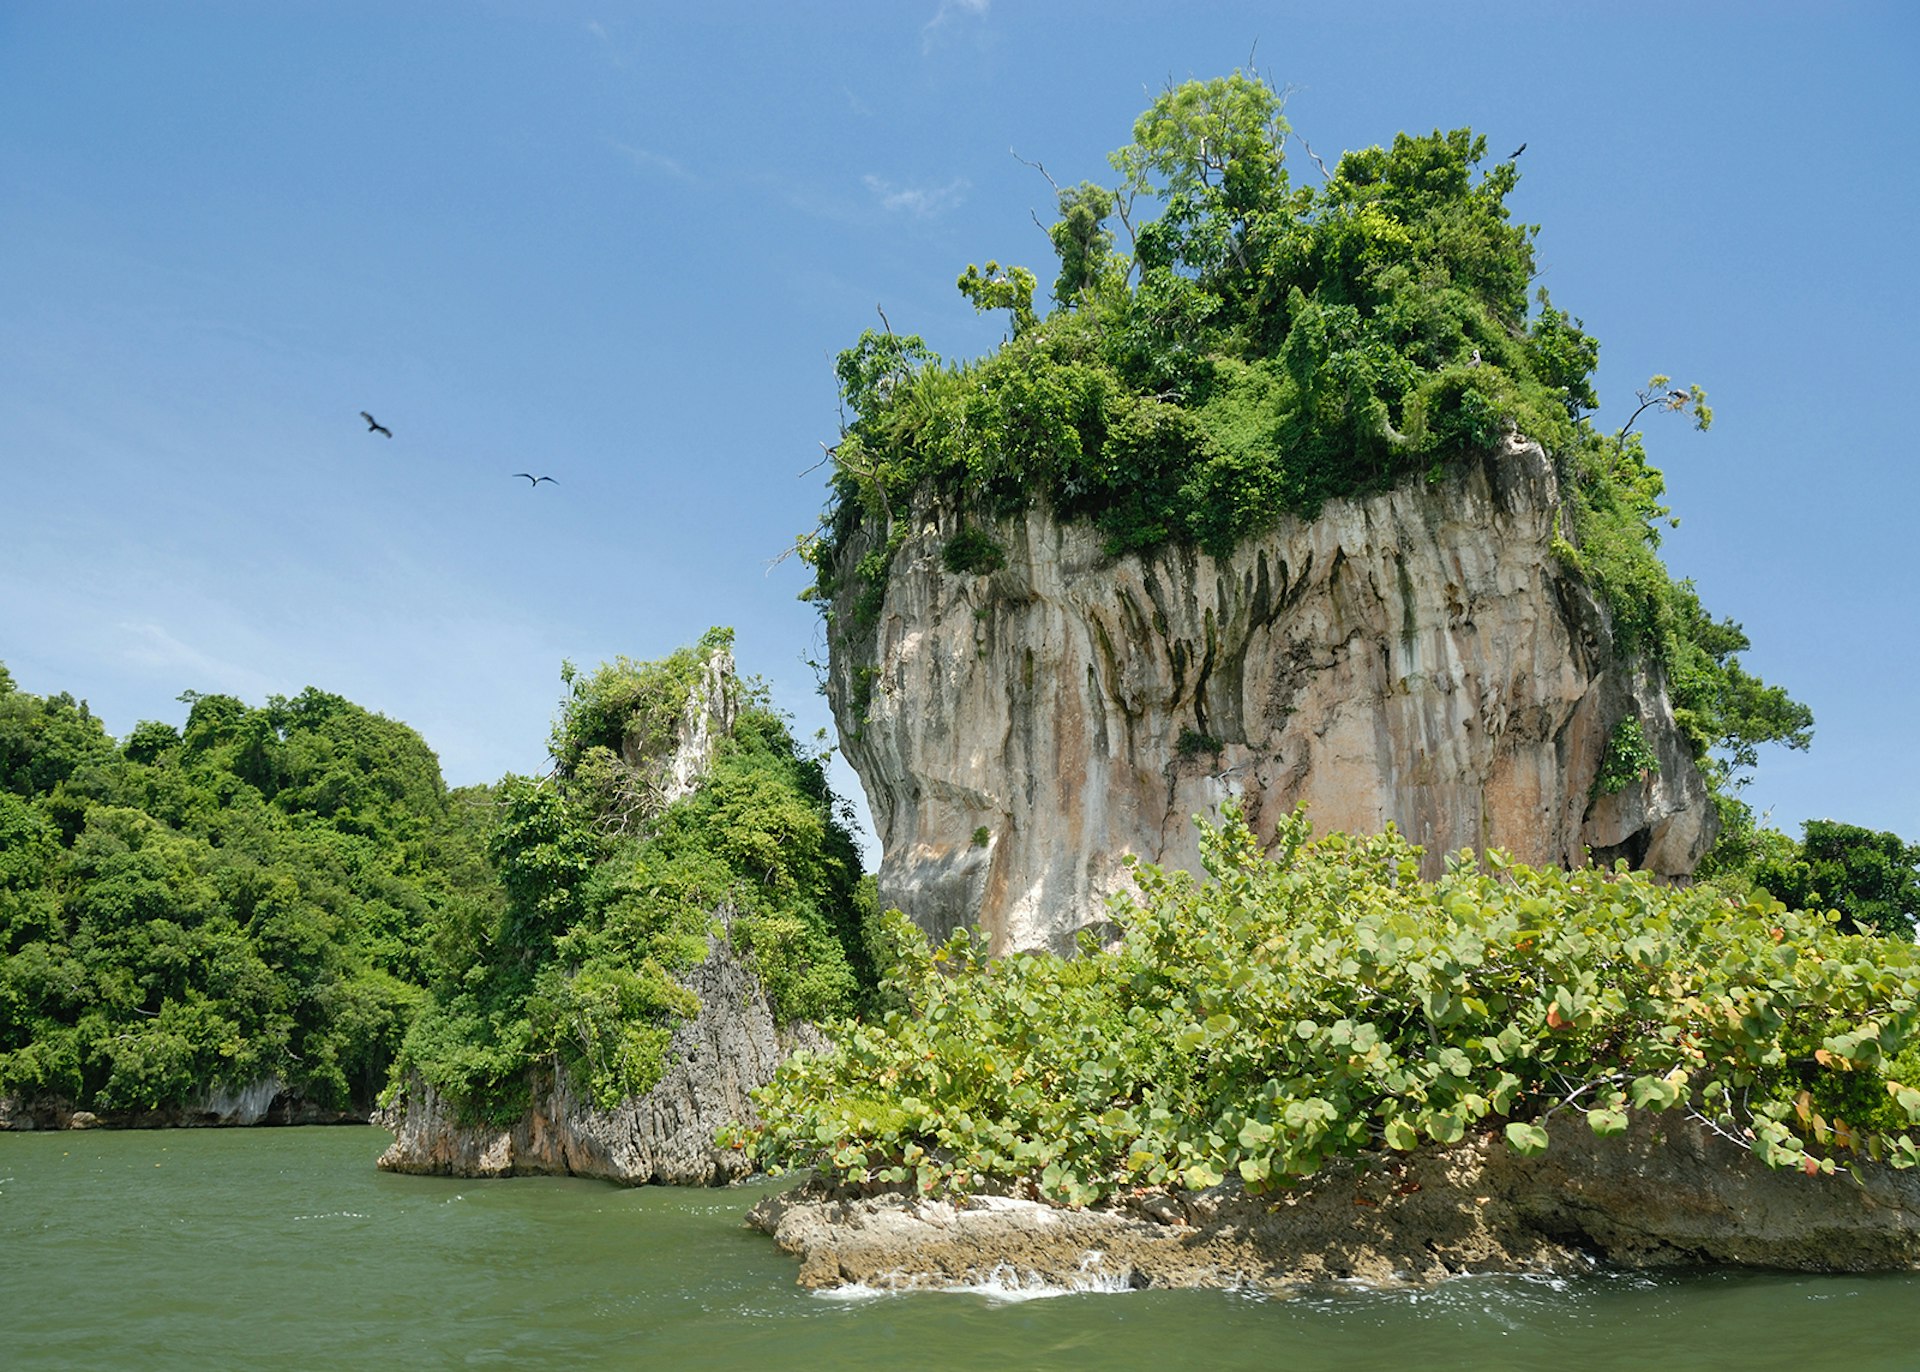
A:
[1748,820,1920,940]
[744,806,1920,1205]
[941,528,1007,576]
[1592,718,1659,797]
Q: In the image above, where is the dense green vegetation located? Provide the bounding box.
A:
[745,806,1920,1203]
[1704,815,1920,941]
[807,72,1809,815]
[0,664,495,1114]
[393,630,883,1121]
[1,633,883,1126]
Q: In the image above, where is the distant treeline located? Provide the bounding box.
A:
[0,634,882,1122]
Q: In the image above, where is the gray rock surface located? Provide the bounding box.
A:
[377,925,823,1184]
[827,437,1714,953]
[750,1114,1920,1292]
[0,1084,363,1130]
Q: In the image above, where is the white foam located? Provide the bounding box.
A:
[815,1259,1136,1303]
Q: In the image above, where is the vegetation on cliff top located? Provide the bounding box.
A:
[744,805,1920,1205]
[0,664,494,1114]
[394,630,884,1122]
[806,71,1809,807]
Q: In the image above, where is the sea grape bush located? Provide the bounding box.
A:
[744,806,1920,1205]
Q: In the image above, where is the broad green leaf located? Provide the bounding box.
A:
[1586,1107,1628,1137]
[1505,1121,1550,1156]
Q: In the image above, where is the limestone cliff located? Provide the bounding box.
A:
[376,920,824,1185]
[828,436,1714,954]
[0,1083,365,1130]
[376,639,831,1184]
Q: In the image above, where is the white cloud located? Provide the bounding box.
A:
[922,0,990,53]
[118,622,280,702]
[863,173,970,218]
[584,19,625,67]
[605,139,693,182]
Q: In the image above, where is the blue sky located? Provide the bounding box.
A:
[3,2,1915,857]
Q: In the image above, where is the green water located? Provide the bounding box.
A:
[2,1128,1915,1370]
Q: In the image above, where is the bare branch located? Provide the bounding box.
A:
[1010,147,1060,192]
[1293,132,1332,181]
[766,530,820,574]
[796,440,836,479]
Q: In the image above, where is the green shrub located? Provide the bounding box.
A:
[1175,728,1225,760]
[941,527,1007,576]
[1592,717,1659,797]
[745,805,1920,1204]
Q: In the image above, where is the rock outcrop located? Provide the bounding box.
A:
[750,1114,1920,1293]
[377,921,823,1184]
[376,638,826,1184]
[828,436,1714,953]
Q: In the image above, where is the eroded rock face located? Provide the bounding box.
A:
[828,437,1714,954]
[377,921,825,1185]
[749,1115,1920,1292]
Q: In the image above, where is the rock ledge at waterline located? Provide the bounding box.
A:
[748,1115,1920,1293]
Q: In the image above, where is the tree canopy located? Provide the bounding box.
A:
[0,669,495,1114]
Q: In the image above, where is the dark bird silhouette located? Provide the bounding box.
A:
[360,411,392,438]
[1508,143,1527,160]
[513,472,558,487]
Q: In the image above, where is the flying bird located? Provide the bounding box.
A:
[513,472,558,487]
[1508,142,1527,159]
[360,411,392,438]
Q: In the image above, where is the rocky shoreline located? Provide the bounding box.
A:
[749,1113,1920,1293]
[0,1081,365,1130]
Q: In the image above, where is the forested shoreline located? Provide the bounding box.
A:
[0,635,883,1127]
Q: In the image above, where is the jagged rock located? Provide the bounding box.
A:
[376,925,824,1184]
[750,1114,1920,1292]
[642,643,738,807]
[828,437,1715,953]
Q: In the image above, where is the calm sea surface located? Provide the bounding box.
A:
[2,1126,1915,1370]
